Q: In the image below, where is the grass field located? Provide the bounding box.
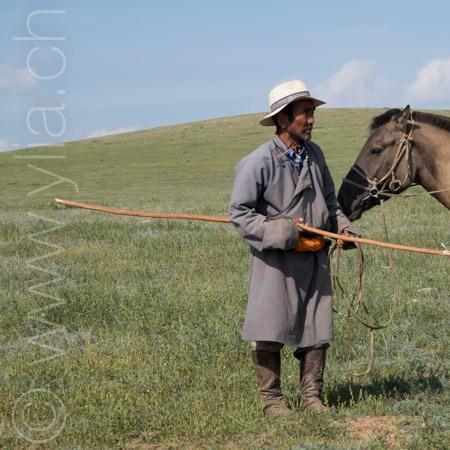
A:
[0,109,449,449]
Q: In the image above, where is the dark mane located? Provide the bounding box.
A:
[370,108,401,131]
[413,110,450,133]
[370,108,450,133]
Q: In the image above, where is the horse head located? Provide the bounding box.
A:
[338,106,415,221]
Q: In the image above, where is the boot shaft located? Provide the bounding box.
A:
[251,349,293,417]
[295,346,328,412]
[251,350,282,397]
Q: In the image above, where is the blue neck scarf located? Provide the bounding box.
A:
[286,145,306,175]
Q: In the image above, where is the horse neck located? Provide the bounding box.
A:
[412,121,450,208]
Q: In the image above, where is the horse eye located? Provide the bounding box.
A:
[370,147,383,154]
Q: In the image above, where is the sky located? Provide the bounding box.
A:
[1,0,450,151]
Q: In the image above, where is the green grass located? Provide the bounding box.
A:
[0,109,449,448]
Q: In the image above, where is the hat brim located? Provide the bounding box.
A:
[259,96,326,126]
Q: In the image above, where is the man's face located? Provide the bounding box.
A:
[283,99,316,142]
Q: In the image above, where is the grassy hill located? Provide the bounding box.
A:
[0,109,449,448]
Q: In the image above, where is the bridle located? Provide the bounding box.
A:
[342,114,416,202]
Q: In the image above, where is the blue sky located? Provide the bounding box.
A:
[1,0,450,151]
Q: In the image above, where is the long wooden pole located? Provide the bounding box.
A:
[54,198,449,257]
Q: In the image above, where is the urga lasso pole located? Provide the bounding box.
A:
[54,198,450,257]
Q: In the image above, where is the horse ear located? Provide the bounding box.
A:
[399,105,411,124]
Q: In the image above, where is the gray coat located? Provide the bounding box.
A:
[229,135,357,348]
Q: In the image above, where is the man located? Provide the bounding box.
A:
[229,80,358,417]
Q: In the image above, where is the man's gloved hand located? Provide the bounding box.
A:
[292,217,326,252]
[294,235,326,252]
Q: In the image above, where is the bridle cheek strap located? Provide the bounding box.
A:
[342,117,415,201]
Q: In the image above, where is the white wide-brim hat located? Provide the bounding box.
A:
[259,80,325,126]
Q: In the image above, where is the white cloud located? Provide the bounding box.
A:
[0,65,37,92]
[0,138,10,152]
[314,59,399,107]
[86,127,137,139]
[405,57,450,107]
[315,57,450,109]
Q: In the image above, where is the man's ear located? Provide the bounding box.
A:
[277,110,289,129]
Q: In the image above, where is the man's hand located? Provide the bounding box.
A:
[292,217,325,252]
[292,217,305,227]
[292,217,312,234]
[337,229,357,249]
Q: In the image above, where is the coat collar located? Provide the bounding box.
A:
[272,135,309,161]
[271,135,314,198]
[272,135,291,161]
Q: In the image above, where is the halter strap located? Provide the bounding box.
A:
[342,114,416,200]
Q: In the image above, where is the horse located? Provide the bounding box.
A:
[337,106,450,221]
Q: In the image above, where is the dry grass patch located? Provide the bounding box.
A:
[337,415,419,448]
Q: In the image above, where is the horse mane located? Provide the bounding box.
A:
[370,108,450,133]
[370,108,402,131]
[413,110,450,133]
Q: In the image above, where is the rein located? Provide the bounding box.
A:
[331,199,400,376]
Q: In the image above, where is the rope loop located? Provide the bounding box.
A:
[389,178,402,192]
[330,200,400,376]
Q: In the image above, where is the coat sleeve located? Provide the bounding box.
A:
[322,161,359,235]
[229,154,300,252]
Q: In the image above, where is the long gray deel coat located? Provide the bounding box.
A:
[229,135,357,348]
